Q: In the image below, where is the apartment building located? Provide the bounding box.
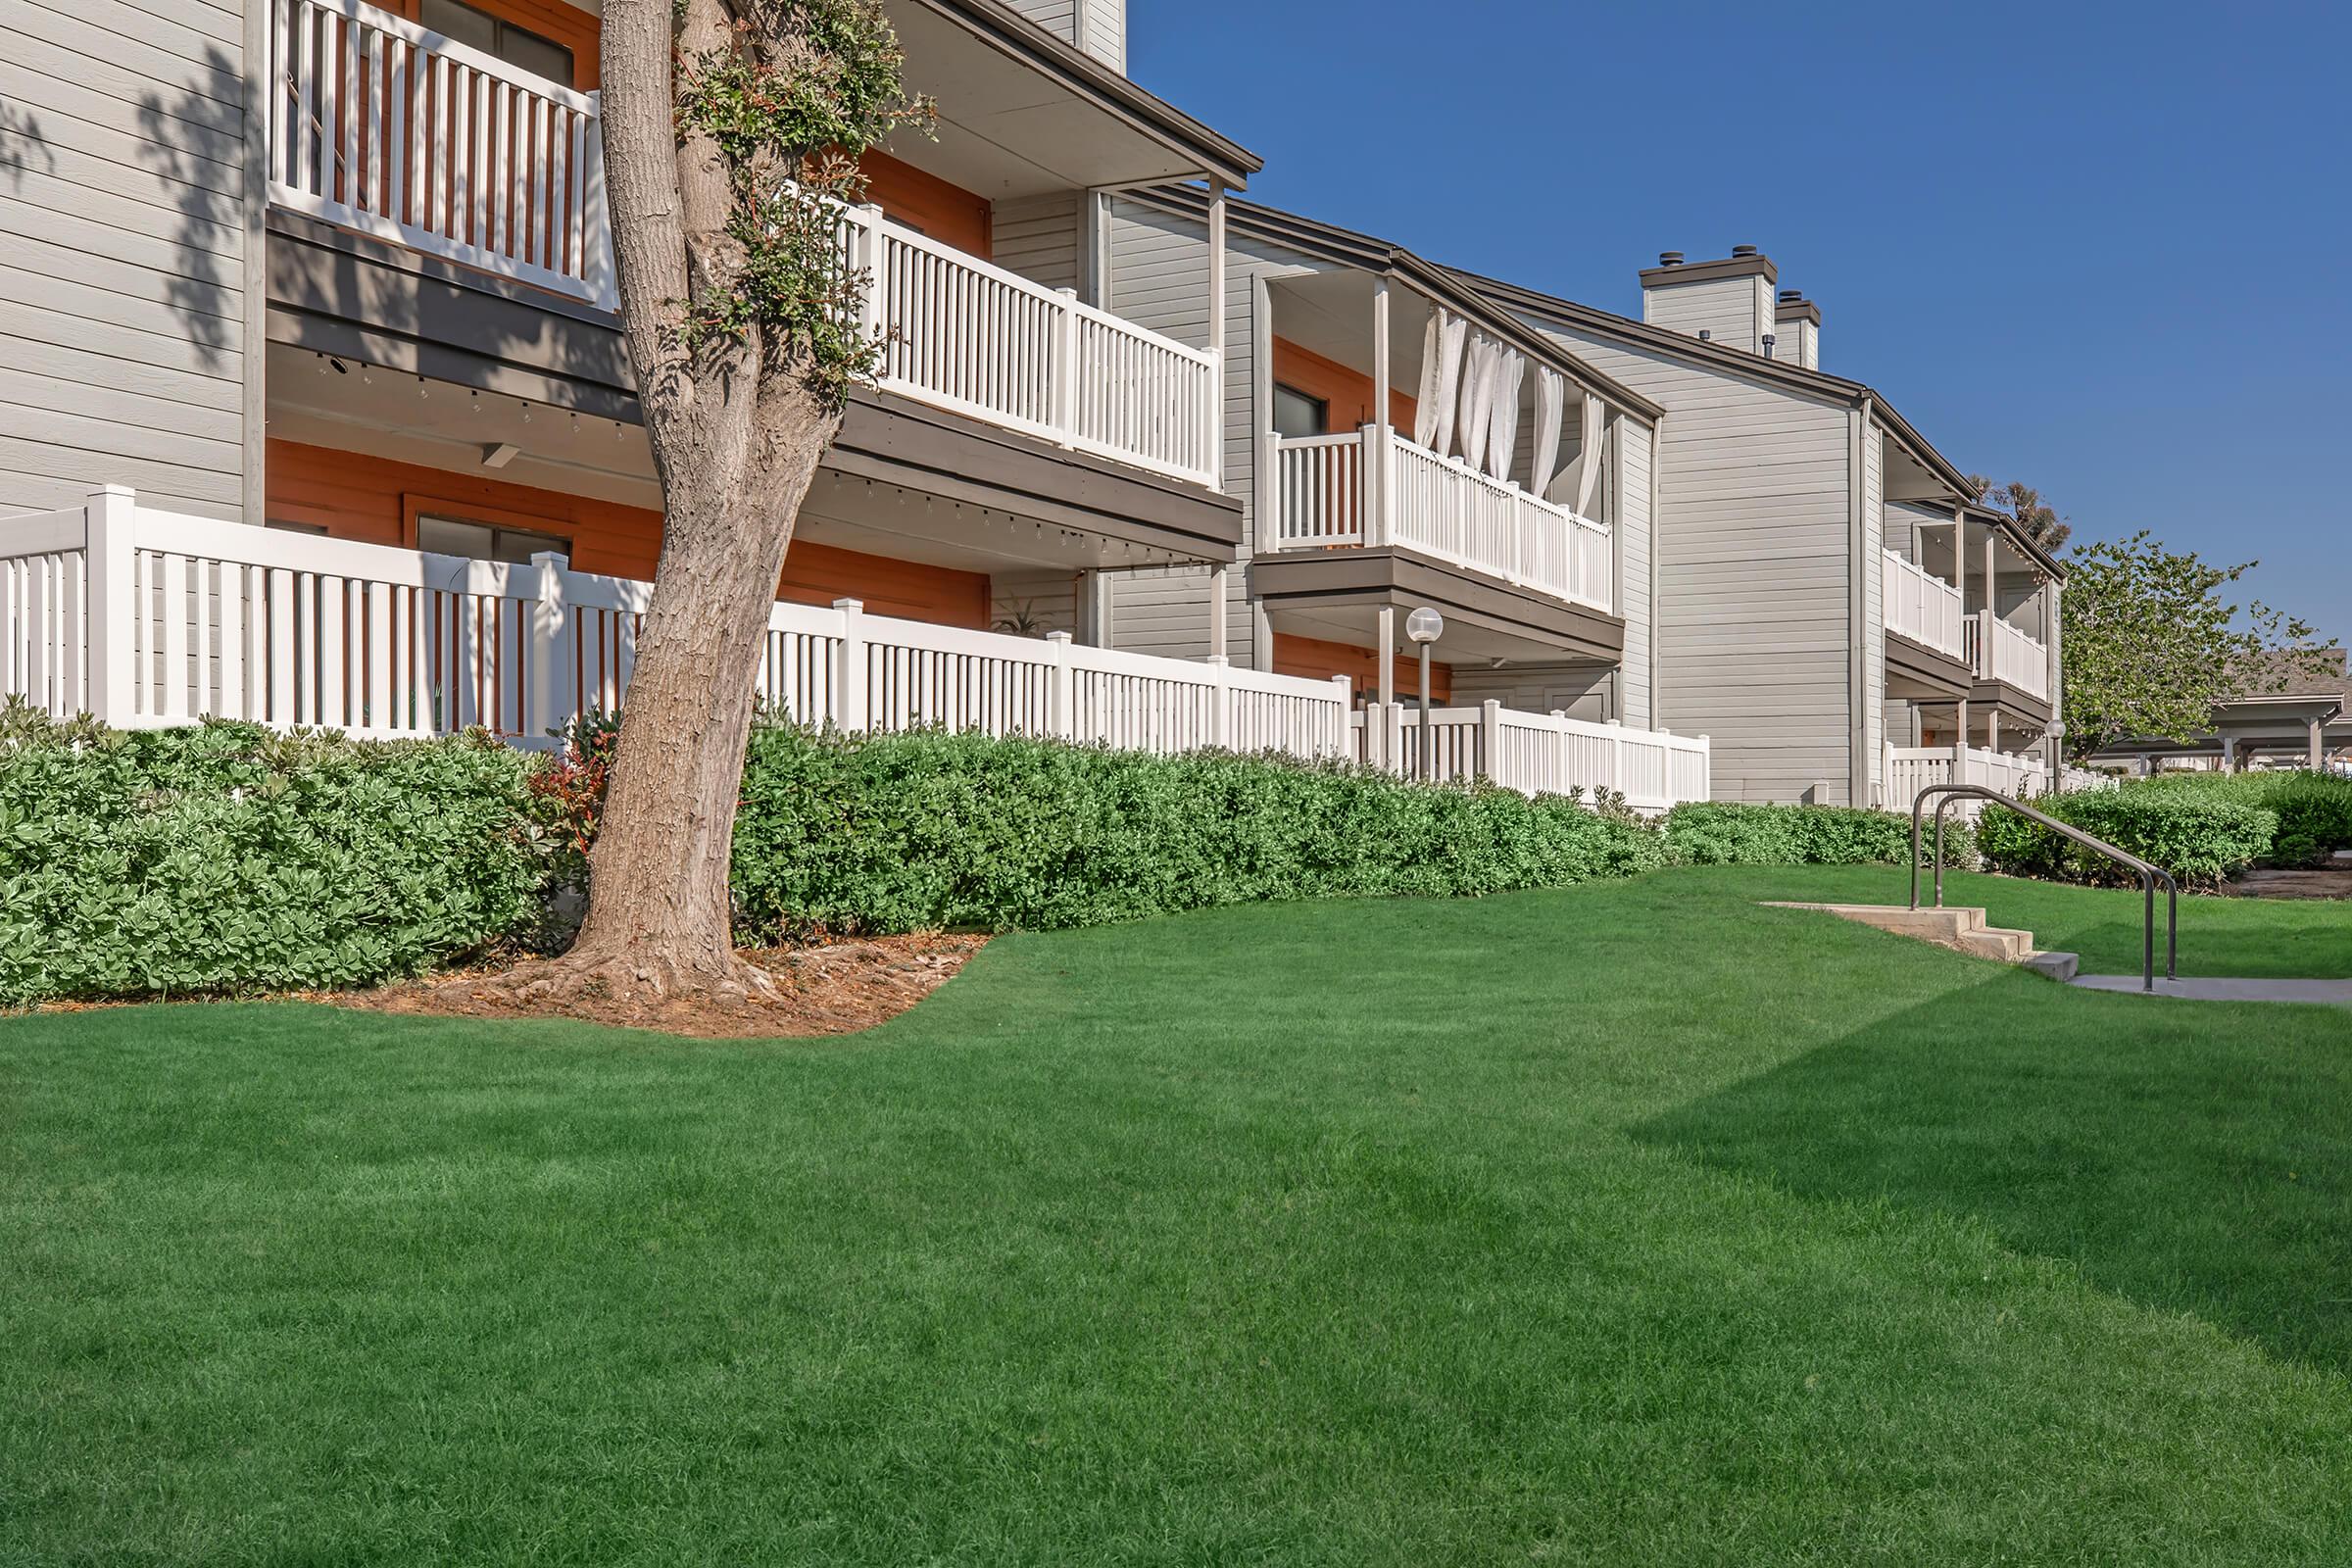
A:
[1459,250,2068,808]
[1085,191,1709,802]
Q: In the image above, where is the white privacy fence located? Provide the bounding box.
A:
[1272,426,1612,613]
[1882,550,1965,660]
[0,490,1352,760]
[266,0,1218,486]
[1355,702,1709,811]
[1964,612,2051,700]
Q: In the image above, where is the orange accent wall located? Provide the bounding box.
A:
[381,0,601,88]
[860,150,993,261]
[1271,337,1416,434]
[265,439,991,628]
[1272,631,1451,703]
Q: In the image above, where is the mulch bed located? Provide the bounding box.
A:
[2226,867,2352,902]
[337,932,992,1039]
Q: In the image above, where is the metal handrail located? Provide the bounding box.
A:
[1910,783,2179,993]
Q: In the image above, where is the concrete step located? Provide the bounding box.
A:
[1761,902,2059,974]
[1956,926,2036,962]
[2023,951,2081,983]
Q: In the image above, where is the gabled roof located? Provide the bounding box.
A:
[1129,187,1664,424]
[1455,267,2068,580]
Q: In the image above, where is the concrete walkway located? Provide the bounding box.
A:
[2071,975,2352,1005]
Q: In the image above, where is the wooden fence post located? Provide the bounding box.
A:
[527,551,571,741]
[831,598,865,734]
[1206,654,1230,749]
[84,486,136,726]
[1046,630,1075,740]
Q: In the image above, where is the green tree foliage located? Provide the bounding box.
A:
[1966,474,2071,552]
[2059,530,2325,760]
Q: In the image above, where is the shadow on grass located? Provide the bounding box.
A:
[1631,975,2352,1370]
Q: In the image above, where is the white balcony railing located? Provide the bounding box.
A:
[1881,549,1965,661]
[1,489,1350,760]
[1354,703,1708,811]
[1964,612,2051,700]
[270,0,612,306]
[844,207,1219,487]
[267,0,1220,487]
[1272,427,1612,613]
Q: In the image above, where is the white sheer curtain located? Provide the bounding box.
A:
[1530,368,1565,498]
[1419,311,1467,457]
[1457,334,1496,467]
[1486,353,1525,482]
[1413,311,1444,448]
[1576,393,1606,517]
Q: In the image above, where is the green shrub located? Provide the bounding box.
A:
[1978,790,2278,890]
[0,705,557,1005]
[725,725,1672,938]
[2123,770,2352,866]
[1662,801,1973,868]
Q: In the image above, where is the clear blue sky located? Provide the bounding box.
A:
[1129,0,2349,647]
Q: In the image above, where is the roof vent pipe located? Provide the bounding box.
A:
[1657,251,1685,268]
[1762,333,1777,360]
[1697,328,1711,341]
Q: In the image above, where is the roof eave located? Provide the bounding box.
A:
[911,0,1262,188]
[1135,188,1664,423]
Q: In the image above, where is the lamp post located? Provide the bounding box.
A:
[1405,607,1444,781]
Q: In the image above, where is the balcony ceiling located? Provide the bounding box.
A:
[878,0,1217,199]
[1269,270,1431,394]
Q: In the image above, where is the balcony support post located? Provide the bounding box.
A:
[1206,564,1228,662]
[1369,278,1391,548]
[1375,605,1396,710]
[1206,181,1226,487]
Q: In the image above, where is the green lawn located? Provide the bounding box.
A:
[5,866,2350,1565]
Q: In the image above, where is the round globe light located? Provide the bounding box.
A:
[1404,607,1445,645]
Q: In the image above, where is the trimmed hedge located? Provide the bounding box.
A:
[0,707,556,1005]
[2124,770,2352,867]
[1660,801,1975,869]
[726,726,1670,938]
[3,710,1992,1003]
[1978,789,2278,890]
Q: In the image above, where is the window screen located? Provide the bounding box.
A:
[1272,384,1329,440]
[416,514,572,564]
[420,0,575,85]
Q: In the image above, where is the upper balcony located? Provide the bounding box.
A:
[263,0,1247,489]
[1220,253,1654,687]
[1884,501,2058,716]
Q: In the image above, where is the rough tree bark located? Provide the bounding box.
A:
[476,0,858,1009]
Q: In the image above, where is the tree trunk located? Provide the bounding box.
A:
[454,0,848,1009]
[557,406,838,1000]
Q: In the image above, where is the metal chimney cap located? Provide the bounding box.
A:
[1779,288,1804,303]
[1731,244,1759,259]
[1657,250,1685,268]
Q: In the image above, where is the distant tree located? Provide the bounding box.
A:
[1964,474,2071,552]
[2059,531,2327,761]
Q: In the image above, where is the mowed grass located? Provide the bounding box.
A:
[4,867,2350,1565]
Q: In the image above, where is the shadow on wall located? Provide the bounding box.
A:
[0,100,59,190]
[1629,979,2352,1371]
[136,45,247,375]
